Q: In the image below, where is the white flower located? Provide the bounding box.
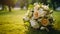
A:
[41,5,49,10]
[30,19,39,29]
[40,27,45,30]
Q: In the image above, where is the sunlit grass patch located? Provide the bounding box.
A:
[0,10,60,34]
[53,11,60,30]
[0,10,28,34]
[0,24,28,34]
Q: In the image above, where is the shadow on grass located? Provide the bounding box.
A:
[0,11,12,15]
[48,30,60,34]
[26,25,60,34]
[54,10,60,12]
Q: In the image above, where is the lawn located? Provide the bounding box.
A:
[0,10,60,34]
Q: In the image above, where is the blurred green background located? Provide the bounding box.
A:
[0,0,60,34]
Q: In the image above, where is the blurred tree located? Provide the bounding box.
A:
[50,0,58,10]
[0,0,5,10]
[28,0,32,4]
[19,0,25,9]
[31,0,48,5]
[0,0,17,11]
[19,0,30,9]
[39,0,48,5]
[31,0,38,4]
[48,0,60,10]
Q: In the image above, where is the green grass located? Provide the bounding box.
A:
[0,10,28,34]
[53,11,60,30]
[0,10,60,34]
